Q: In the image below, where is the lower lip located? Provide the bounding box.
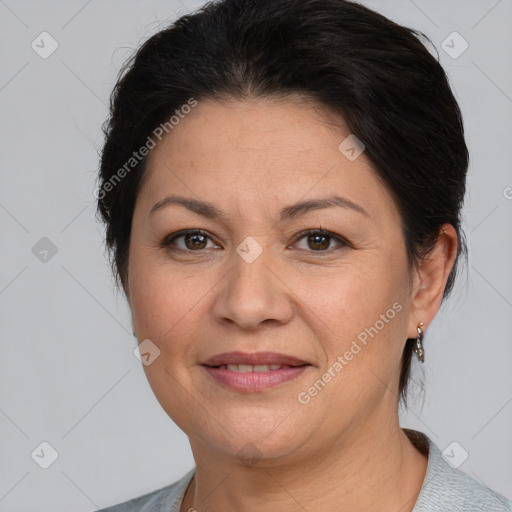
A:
[202,365,310,392]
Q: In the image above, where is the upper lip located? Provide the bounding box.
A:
[202,351,310,367]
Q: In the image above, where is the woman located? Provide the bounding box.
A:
[95,0,512,510]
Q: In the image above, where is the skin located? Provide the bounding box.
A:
[126,95,458,512]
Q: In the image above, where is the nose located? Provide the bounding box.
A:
[211,242,294,330]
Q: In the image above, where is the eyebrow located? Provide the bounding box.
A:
[149,194,369,221]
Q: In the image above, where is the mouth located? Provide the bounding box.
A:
[202,351,310,368]
[201,351,312,392]
[209,363,302,372]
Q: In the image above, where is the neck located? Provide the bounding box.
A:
[181,422,428,512]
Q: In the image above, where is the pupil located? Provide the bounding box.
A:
[186,233,206,250]
[309,234,329,250]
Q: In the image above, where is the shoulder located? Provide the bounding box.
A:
[95,468,195,512]
[409,431,512,512]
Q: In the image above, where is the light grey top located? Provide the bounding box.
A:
[95,430,512,512]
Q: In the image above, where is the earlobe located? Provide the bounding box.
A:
[406,224,458,339]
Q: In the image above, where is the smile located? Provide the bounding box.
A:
[202,364,311,392]
[216,364,294,372]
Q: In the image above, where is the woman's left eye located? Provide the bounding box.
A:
[292,229,347,252]
[161,228,347,253]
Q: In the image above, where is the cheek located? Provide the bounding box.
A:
[297,256,410,391]
[129,253,210,343]
[129,258,209,430]
[299,260,405,341]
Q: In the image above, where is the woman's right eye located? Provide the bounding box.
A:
[161,229,219,252]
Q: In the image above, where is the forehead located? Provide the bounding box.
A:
[149,95,352,159]
[138,96,398,223]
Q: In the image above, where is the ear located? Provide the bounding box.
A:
[406,224,458,339]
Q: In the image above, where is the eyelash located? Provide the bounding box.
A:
[160,228,349,255]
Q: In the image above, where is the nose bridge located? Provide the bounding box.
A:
[233,235,273,292]
[212,236,293,329]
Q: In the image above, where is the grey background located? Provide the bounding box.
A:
[0,0,511,510]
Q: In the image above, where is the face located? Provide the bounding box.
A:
[127,96,418,465]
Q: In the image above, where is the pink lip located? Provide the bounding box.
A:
[202,365,310,392]
[202,351,309,367]
[201,351,311,392]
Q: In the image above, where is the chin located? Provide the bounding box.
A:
[186,410,318,466]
